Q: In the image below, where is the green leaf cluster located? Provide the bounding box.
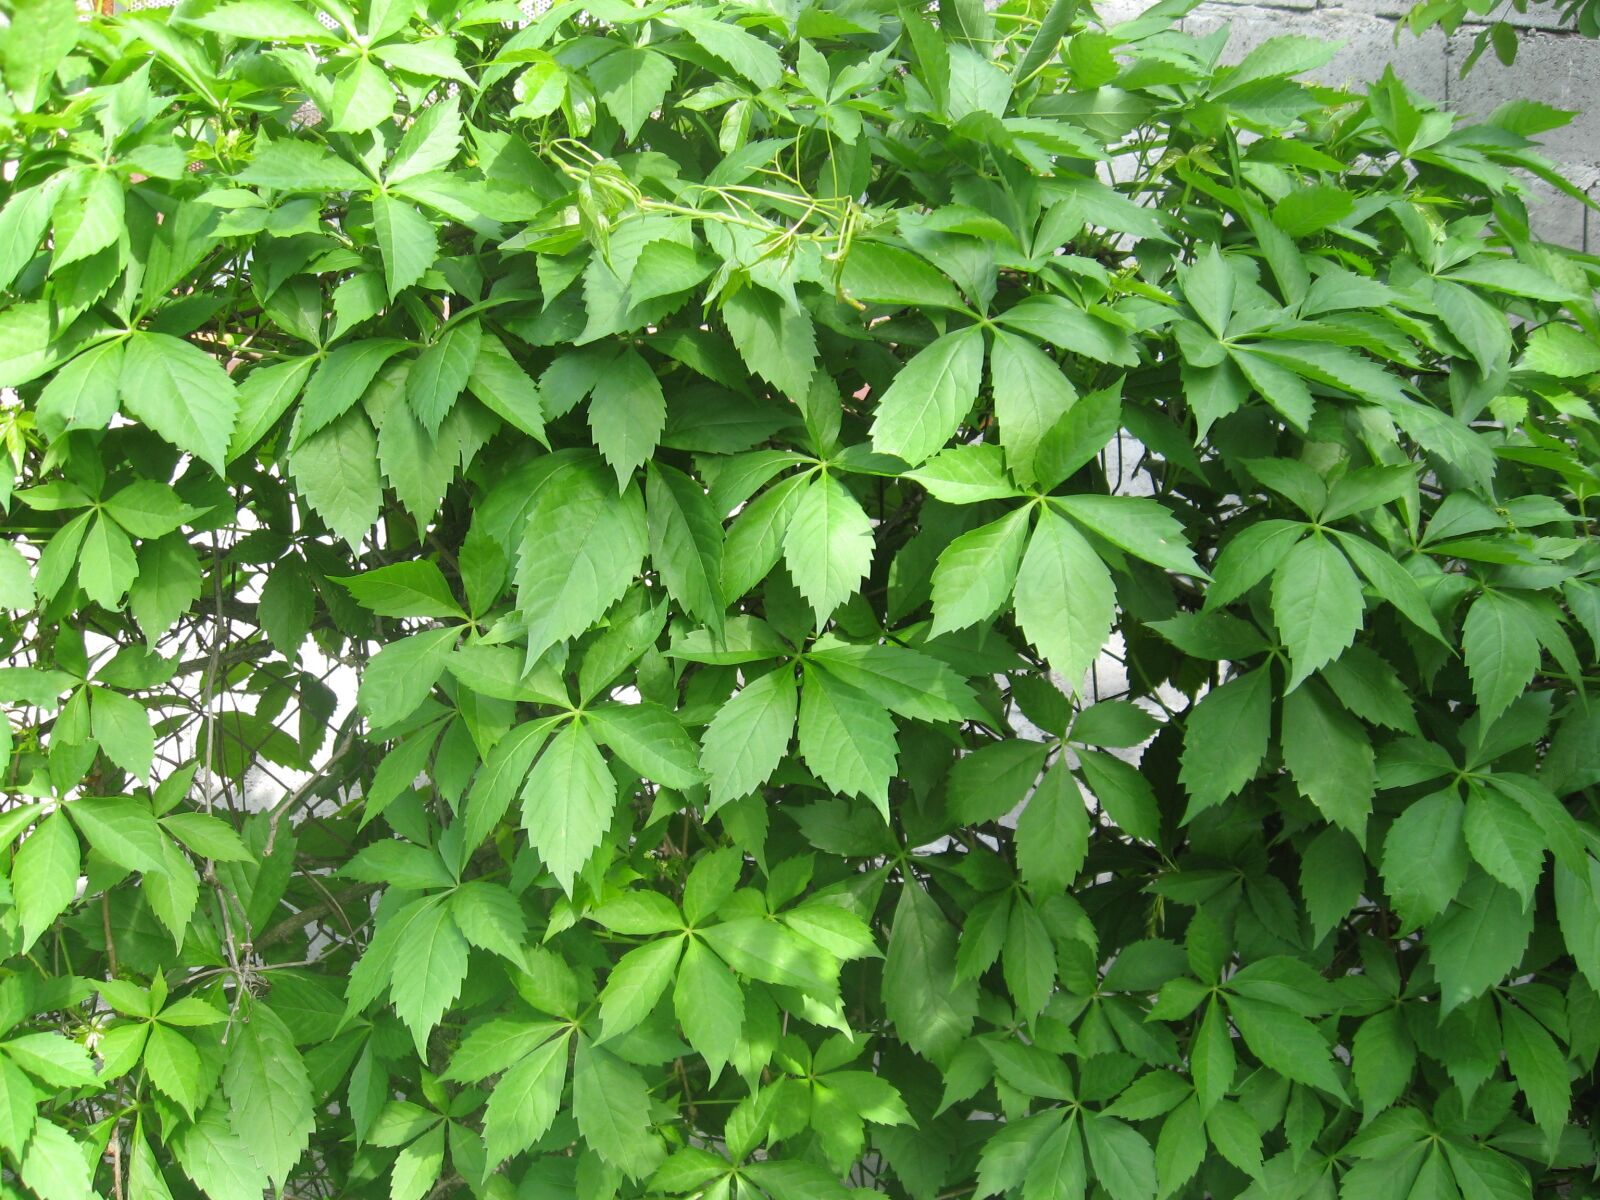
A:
[0,0,1598,1198]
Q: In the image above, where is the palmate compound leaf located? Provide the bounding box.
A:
[8,3,1600,1196]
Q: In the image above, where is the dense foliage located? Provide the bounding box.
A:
[0,0,1598,1196]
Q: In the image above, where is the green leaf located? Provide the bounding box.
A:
[1084,1114,1158,1200]
[483,1034,567,1168]
[130,535,202,641]
[1352,1007,1415,1117]
[947,738,1050,826]
[406,321,482,435]
[573,1039,663,1178]
[389,898,470,1049]
[783,472,874,624]
[1271,534,1364,691]
[1180,668,1273,819]
[1014,507,1115,691]
[337,561,462,619]
[387,95,464,185]
[371,194,438,300]
[721,285,817,401]
[797,664,898,819]
[1463,784,1544,904]
[357,627,457,730]
[989,330,1077,486]
[328,57,395,133]
[1016,761,1089,895]
[13,812,80,951]
[839,241,965,311]
[1426,873,1534,1013]
[237,134,373,191]
[869,326,986,466]
[1381,790,1470,928]
[674,937,743,1081]
[186,0,337,42]
[646,461,724,632]
[599,935,683,1040]
[883,883,978,1063]
[79,515,138,609]
[1300,827,1365,943]
[119,333,240,473]
[587,702,703,790]
[1281,681,1375,841]
[905,443,1020,505]
[68,795,163,870]
[222,1002,314,1188]
[467,330,546,442]
[700,667,797,812]
[19,1118,94,1200]
[1462,591,1541,728]
[1224,995,1345,1099]
[37,339,123,439]
[515,455,648,663]
[290,409,383,548]
[1498,1001,1569,1145]
[298,340,409,444]
[521,722,615,891]
[1055,494,1203,576]
[929,506,1031,636]
[805,640,978,723]
[589,46,676,141]
[588,349,666,486]
[390,1122,445,1200]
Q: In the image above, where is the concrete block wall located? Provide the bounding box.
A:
[1098,0,1600,249]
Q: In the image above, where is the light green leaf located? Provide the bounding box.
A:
[390,898,470,1050]
[700,667,797,813]
[1014,507,1116,692]
[928,506,1030,636]
[869,326,985,466]
[1054,495,1203,576]
[783,472,874,624]
[521,722,615,891]
[119,333,240,473]
[573,1039,663,1178]
[674,937,744,1081]
[371,194,438,300]
[484,1034,567,1168]
[13,812,80,952]
[515,455,648,663]
[357,626,458,730]
[589,348,666,485]
[599,936,683,1040]
[589,46,676,141]
[222,1002,314,1188]
[989,330,1077,486]
[797,664,898,820]
[587,702,703,790]
[291,409,383,548]
[721,285,817,401]
[1271,533,1364,691]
